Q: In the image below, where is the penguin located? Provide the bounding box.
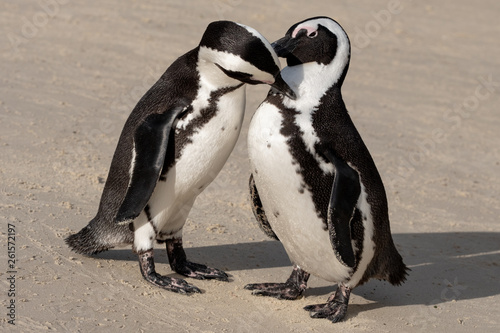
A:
[65,20,295,294]
[245,17,408,322]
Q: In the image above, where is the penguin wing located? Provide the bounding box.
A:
[249,174,279,240]
[114,104,188,225]
[323,147,361,268]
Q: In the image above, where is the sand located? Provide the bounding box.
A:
[1,0,499,331]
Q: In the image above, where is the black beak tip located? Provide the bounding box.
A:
[271,73,296,100]
[271,36,296,58]
[285,88,297,100]
[270,40,281,51]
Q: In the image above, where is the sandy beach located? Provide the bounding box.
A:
[1,0,499,331]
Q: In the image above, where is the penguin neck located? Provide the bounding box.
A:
[281,61,346,112]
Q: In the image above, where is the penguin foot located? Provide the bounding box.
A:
[174,261,229,281]
[138,249,201,294]
[142,271,202,294]
[166,238,229,281]
[304,283,351,323]
[244,282,304,300]
[244,265,310,300]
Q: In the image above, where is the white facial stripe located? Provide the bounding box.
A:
[198,46,275,84]
[236,23,281,69]
[292,24,317,38]
[296,18,349,42]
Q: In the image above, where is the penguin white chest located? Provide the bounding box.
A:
[175,87,246,190]
[248,102,352,283]
[146,87,246,234]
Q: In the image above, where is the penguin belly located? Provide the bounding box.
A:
[141,87,246,238]
[248,102,352,283]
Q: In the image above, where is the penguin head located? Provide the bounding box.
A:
[199,21,296,99]
[272,17,351,86]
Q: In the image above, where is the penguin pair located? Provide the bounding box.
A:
[66,21,295,294]
[66,17,408,323]
[245,17,408,322]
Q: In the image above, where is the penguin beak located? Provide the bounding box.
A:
[271,72,296,100]
[272,35,302,68]
[271,36,297,57]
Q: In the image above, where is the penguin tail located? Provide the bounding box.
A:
[360,241,410,286]
[65,217,133,255]
[65,225,111,255]
[386,252,410,286]
[377,242,410,286]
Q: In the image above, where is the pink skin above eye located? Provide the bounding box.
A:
[291,25,317,38]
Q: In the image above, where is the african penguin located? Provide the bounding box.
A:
[65,20,295,294]
[245,17,408,322]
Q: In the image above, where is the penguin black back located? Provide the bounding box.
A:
[66,49,200,254]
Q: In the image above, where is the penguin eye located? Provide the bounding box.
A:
[308,31,318,38]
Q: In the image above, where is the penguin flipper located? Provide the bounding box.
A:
[323,148,361,268]
[249,174,279,240]
[115,104,188,224]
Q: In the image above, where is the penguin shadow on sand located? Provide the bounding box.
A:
[97,231,500,312]
[341,231,500,318]
[94,240,292,284]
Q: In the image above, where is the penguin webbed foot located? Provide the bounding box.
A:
[138,249,201,294]
[166,238,229,282]
[174,261,229,282]
[244,282,303,300]
[142,271,202,294]
[304,283,351,323]
[244,265,310,300]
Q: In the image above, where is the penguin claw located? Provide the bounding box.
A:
[303,303,327,312]
[304,284,351,323]
[166,238,229,281]
[304,302,348,323]
[137,249,201,294]
[244,282,303,300]
[143,272,202,294]
[175,261,229,282]
[245,266,310,300]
